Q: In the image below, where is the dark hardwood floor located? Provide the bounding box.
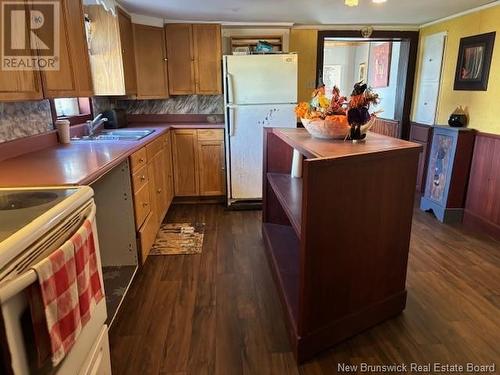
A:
[109,204,500,374]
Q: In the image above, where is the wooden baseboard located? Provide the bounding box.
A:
[172,196,225,205]
[463,210,500,242]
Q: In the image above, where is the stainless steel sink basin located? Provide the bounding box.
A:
[72,129,155,141]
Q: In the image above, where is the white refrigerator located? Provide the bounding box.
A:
[223,54,298,206]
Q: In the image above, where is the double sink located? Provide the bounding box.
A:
[72,129,155,141]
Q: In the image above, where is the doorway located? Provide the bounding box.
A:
[316,30,419,139]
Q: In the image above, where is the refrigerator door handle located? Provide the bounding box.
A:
[227,105,236,136]
[227,73,234,105]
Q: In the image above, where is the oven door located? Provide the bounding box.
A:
[0,200,108,375]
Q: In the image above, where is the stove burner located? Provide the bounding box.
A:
[0,192,59,210]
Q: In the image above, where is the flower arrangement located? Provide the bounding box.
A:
[295,82,381,141]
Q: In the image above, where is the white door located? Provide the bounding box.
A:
[228,104,296,200]
[225,54,298,105]
[415,32,446,125]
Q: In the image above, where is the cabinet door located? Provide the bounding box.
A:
[164,132,174,207]
[153,149,168,224]
[198,139,225,196]
[165,24,195,95]
[117,8,137,95]
[41,0,92,98]
[147,159,159,226]
[0,1,44,101]
[193,24,222,95]
[172,130,199,196]
[133,24,169,99]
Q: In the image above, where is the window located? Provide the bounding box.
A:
[54,98,80,117]
[51,97,92,125]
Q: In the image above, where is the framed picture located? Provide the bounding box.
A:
[369,42,392,88]
[358,63,367,82]
[454,32,496,91]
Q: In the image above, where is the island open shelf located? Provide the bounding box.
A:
[262,128,422,363]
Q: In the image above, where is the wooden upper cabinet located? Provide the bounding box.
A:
[165,24,195,95]
[165,23,222,95]
[117,8,137,95]
[193,24,222,95]
[41,0,93,98]
[0,1,44,101]
[133,24,169,99]
[86,4,137,96]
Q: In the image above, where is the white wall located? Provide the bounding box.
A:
[323,45,355,97]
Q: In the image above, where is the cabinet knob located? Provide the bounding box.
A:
[139,158,145,162]
[164,58,168,61]
[157,188,162,193]
[142,202,149,207]
[140,175,146,181]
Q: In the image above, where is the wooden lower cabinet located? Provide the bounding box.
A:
[171,130,199,196]
[130,129,222,264]
[172,129,225,197]
[198,140,225,196]
[410,123,433,193]
[130,136,174,264]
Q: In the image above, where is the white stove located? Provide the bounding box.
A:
[0,186,112,375]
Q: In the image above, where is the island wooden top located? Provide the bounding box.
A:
[274,128,422,160]
[0,123,223,187]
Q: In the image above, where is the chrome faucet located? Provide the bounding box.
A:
[86,114,108,137]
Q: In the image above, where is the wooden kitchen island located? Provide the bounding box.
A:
[262,128,422,363]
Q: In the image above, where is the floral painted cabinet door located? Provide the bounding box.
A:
[420,126,476,223]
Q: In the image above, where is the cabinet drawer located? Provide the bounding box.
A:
[197,129,224,141]
[130,148,147,172]
[146,136,164,159]
[134,183,151,229]
[138,211,157,264]
[131,165,148,193]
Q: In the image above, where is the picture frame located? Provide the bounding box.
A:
[369,42,392,88]
[454,32,496,91]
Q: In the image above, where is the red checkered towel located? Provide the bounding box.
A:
[29,219,104,367]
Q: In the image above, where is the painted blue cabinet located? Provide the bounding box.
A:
[420,126,476,223]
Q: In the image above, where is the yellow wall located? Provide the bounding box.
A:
[289,29,318,103]
[413,6,500,134]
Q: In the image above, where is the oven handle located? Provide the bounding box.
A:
[0,204,97,303]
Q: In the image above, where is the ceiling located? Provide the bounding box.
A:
[118,0,497,25]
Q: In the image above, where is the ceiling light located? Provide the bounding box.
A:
[372,0,387,3]
[345,0,359,6]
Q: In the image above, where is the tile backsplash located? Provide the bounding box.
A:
[94,95,224,115]
[0,100,53,143]
[0,95,224,144]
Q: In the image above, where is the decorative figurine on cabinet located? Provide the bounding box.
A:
[420,126,476,223]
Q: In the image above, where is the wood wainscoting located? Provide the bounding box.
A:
[464,132,500,241]
[370,118,401,138]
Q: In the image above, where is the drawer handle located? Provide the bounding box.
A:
[140,175,146,181]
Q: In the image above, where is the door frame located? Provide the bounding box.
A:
[316,30,419,140]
